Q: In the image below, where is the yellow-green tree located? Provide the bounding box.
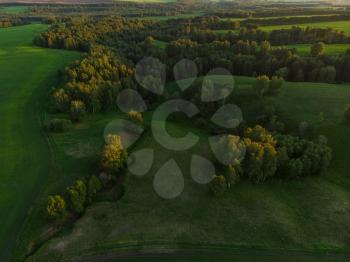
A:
[128,110,144,125]
[101,134,127,174]
[47,195,66,219]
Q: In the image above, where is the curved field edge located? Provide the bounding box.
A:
[28,76,350,261]
[0,24,81,261]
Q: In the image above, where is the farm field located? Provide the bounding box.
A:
[276,44,350,56]
[260,21,350,36]
[30,76,350,261]
[0,24,80,261]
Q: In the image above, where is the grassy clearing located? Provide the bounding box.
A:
[275,44,350,56]
[260,21,350,36]
[0,24,80,261]
[30,76,350,261]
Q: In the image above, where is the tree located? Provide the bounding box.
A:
[344,104,350,123]
[310,42,325,57]
[87,175,102,204]
[243,125,278,183]
[66,180,87,214]
[70,100,86,122]
[128,111,143,125]
[254,75,270,97]
[47,195,66,219]
[101,134,128,174]
[210,175,227,196]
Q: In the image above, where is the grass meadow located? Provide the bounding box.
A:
[29,76,350,261]
[0,24,80,261]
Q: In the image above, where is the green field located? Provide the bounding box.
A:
[29,76,350,261]
[0,24,80,261]
[260,21,350,36]
[275,44,350,56]
[0,5,29,14]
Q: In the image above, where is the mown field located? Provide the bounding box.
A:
[260,21,350,36]
[0,24,80,261]
[29,76,350,261]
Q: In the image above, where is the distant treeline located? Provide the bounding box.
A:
[34,16,350,100]
[241,15,350,27]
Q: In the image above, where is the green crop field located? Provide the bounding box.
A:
[0,24,80,261]
[260,21,350,36]
[275,44,350,56]
[29,76,350,261]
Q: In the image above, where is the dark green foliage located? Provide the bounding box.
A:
[275,134,332,178]
[311,42,326,57]
[47,118,72,133]
[66,180,87,214]
[210,175,227,196]
[87,176,102,204]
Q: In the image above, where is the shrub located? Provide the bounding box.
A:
[344,104,350,123]
[225,165,240,188]
[47,195,66,219]
[210,175,227,196]
[47,118,72,133]
[253,75,270,97]
[70,100,86,122]
[101,134,128,174]
[268,76,284,94]
[66,180,87,214]
[310,42,325,57]
[87,175,102,204]
[52,88,70,112]
[128,110,144,125]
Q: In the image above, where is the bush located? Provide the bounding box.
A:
[268,76,284,94]
[310,42,325,57]
[47,195,66,219]
[225,165,240,188]
[344,104,350,123]
[66,180,87,214]
[210,175,227,196]
[128,110,143,125]
[254,75,270,97]
[47,118,72,133]
[101,134,128,174]
[70,100,86,122]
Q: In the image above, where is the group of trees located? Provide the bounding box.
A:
[209,125,333,196]
[51,46,135,116]
[253,75,284,97]
[47,134,128,219]
[163,37,350,83]
[47,176,102,219]
[0,16,28,28]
